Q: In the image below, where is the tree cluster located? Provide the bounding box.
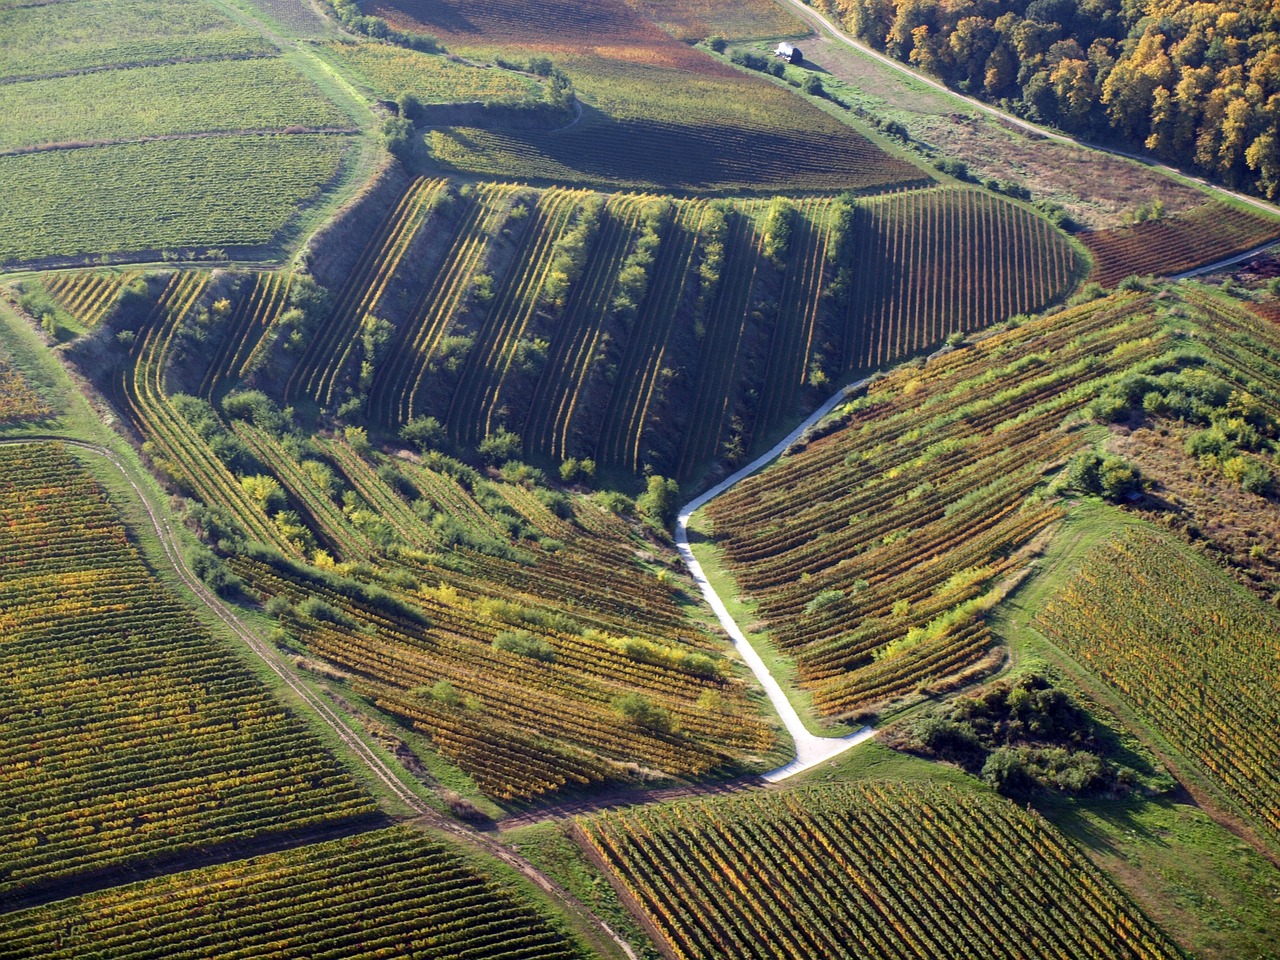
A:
[894,673,1155,797]
[818,0,1280,196]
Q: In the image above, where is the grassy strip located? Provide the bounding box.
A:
[684,505,854,739]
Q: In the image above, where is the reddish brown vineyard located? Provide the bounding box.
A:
[1082,201,1280,286]
[705,292,1165,716]
[577,781,1182,960]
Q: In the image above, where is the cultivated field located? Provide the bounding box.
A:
[0,57,353,152]
[1083,202,1280,286]
[706,293,1161,716]
[0,348,49,422]
[0,136,350,266]
[578,781,1182,960]
[1039,528,1280,847]
[374,0,924,193]
[1,826,589,959]
[0,0,364,268]
[0,0,273,79]
[323,41,539,103]
[6,0,1280,955]
[0,442,374,907]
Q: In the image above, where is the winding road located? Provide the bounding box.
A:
[0,435,638,960]
[675,380,876,782]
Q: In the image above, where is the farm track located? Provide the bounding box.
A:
[0,434,641,960]
[676,377,878,780]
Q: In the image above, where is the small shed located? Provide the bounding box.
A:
[774,42,803,64]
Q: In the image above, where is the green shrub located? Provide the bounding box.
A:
[493,629,556,662]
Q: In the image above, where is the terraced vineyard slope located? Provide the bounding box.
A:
[577,781,1182,960]
[276,179,1078,481]
[95,272,779,804]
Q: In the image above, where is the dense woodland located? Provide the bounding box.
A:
[813,0,1280,198]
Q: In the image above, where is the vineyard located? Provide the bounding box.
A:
[0,57,354,152]
[698,293,1168,716]
[1036,528,1280,848]
[374,0,924,193]
[0,0,274,80]
[0,350,49,423]
[0,826,589,959]
[0,0,367,268]
[278,178,1077,480]
[103,270,778,803]
[324,41,539,103]
[31,270,142,331]
[577,781,1182,960]
[0,442,374,905]
[1082,202,1280,286]
[630,0,809,42]
[0,135,350,266]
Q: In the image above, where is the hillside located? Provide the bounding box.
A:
[5,0,1280,956]
[110,179,1074,482]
